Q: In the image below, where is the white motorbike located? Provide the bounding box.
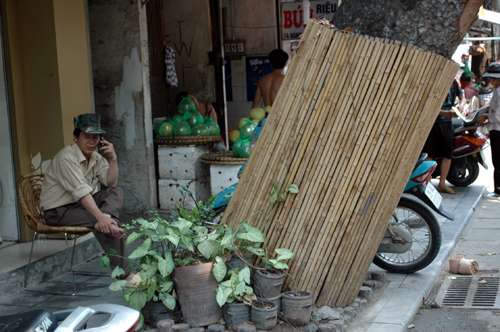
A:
[0,303,140,332]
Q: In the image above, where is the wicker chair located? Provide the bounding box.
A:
[17,173,92,296]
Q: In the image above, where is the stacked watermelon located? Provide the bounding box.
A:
[231,106,268,158]
[154,96,221,137]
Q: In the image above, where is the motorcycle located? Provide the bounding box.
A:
[210,120,454,274]
[431,96,490,187]
[0,303,140,332]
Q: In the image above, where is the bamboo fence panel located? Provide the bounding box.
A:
[222,19,459,307]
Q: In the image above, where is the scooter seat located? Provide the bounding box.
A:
[0,309,57,332]
[452,118,464,130]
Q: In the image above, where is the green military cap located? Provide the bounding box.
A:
[74,113,106,134]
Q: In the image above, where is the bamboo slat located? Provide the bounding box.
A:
[222,19,459,307]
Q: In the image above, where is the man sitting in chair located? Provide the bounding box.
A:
[40,113,138,285]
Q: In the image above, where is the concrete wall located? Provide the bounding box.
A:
[88,0,156,216]
[3,0,94,241]
[0,9,19,242]
[221,0,278,129]
[164,0,216,109]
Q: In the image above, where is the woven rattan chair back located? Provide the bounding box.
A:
[17,173,91,234]
[17,172,92,296]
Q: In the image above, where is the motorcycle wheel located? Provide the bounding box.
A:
[446,156,479,187]
[373,196,442,274]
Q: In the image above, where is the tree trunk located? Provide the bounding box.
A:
[331,0,484,58]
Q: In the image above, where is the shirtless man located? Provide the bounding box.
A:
[252,49,289,108]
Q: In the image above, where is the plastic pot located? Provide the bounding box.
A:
[281,291,313,327]
[223,302,251,328]
[173,262,222,327]
[251,301,278,330]
[253,269,285,298]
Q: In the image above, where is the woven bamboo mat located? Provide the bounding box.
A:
[154,135,221,146]
[221,19,458,307]
[201,152,248,165]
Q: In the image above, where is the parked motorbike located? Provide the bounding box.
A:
[0,303,140,332]
[431,96,490,187]
[210,120,454,274]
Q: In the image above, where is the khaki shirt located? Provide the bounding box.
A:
[40,143,109,210]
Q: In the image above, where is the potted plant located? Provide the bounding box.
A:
[102,211,177,330]
[102,184,230,329]
[216,266,256,328]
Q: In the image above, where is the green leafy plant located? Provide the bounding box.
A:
[216,266,256,307]
[101,212,177,313]
[101,182,233,313]
[268,180,299,203]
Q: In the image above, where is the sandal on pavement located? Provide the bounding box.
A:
[437,187,457,195]
[125,273,142,288]
[484,192,500,198]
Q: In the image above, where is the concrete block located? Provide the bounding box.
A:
[313,305,341,321]
[207,324,225,332]
[343,306,356,318]
[158,179,210,210]
[158,145,210,180]
[188,328,205,332]
[370,271,387,283]
[172,323,191,332]
[362,280,375,288]
[237,324,256,332]
[305,323,319,331]
[357,286,373,301]
[329,319,344,332]
[209,164,241,195]
[157,319,175,332]
[318,322,340,332]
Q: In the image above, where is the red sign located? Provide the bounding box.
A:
[282,1,338,40]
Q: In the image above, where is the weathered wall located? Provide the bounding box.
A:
[0,9,18,241]
[88,0,156,215]
[164,0,215,108]
[221,0,279,129]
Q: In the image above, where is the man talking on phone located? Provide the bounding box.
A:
[40,113,138,285]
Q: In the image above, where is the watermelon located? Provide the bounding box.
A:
[186,111,204,128]
[249,107,265,121]
[174,121,192,136]
[232,138,243,157]
[240,122,256,139]
[157,121,174,137]
[238,117,249,130]
[177,96,195,115]
[238,140,252,158]
[206,122,220,136]
[170,114,183,125]
[191,124,210,136]
[229,130,240,142]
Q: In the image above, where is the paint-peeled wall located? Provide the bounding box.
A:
[88,0,156,215]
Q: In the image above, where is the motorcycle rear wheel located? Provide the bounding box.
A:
[373,197,442,274]
[447,156,479,187]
